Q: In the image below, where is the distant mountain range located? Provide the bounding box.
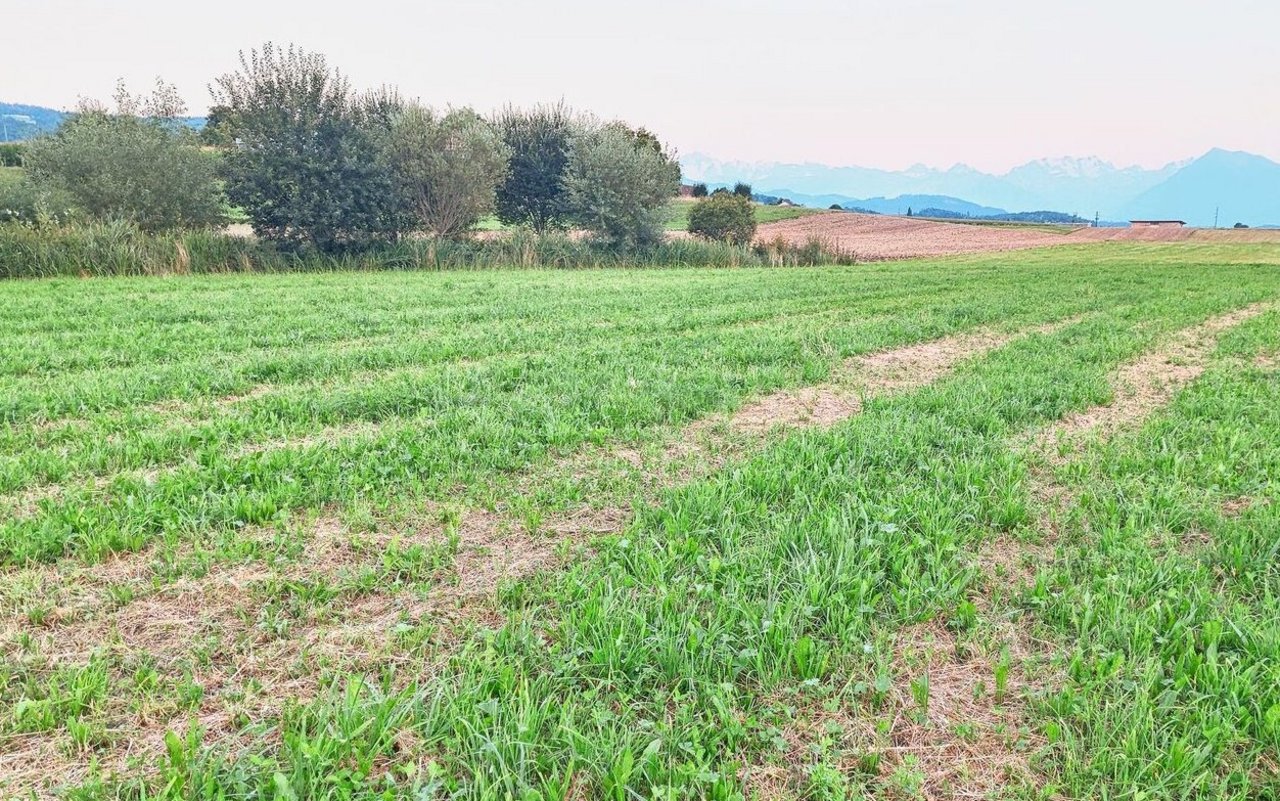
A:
[683,149,1280,228]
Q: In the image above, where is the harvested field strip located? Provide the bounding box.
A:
[0,275,1037,437]
[905,304,1280,799]
[751,213,1280,263]
[1013,302,1275,553]
[9,244,1236,426]
[1,300,898,472]
[0,289,888,380]
[1014,308,1280,796]
[753,212,1068,261]
[0,302,879,458]
[201,308,1169,797]
[726,302,1277,797]
[1030,301,1273,463]
[722,319,1071,435]
[0,353,544,492]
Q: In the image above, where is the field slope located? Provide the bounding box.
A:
[1,244,1279,800]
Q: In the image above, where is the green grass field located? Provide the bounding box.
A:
[915,216,1088,234]
[1,244,1279,799]
[661,199,824,231]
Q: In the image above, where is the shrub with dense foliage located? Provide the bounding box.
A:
[562,123,681,247]
[22,83,223,232]
[211,44,398,252]
[0,175,76,226]
[690,182,708,198]
[0,143,23,167]
[382,105,509,238]
[492,103,577,233]
[688,192,757,245]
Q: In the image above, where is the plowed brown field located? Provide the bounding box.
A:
[754,211,1280,260]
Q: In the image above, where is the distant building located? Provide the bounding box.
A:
[1129,219,1186,228]
[678,184,696,198]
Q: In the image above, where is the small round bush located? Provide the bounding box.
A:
[688,192,756,245]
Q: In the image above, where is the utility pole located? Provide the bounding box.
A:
[1214,207,1219,229]
[1094,211,1099,228]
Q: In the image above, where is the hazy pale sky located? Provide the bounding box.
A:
[6,0,1278,172]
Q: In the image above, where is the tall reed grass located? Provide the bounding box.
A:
[0,222,857,279]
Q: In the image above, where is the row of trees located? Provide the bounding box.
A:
[688,182,752,200]
[13,44,682,251]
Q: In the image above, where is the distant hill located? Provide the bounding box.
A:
[835,195,1007,217]
[918,209,1091,225]
[684,149,1280,226]
[0,102,206,142]
[749,190,1007,217]
[0,103,66,141]
[1120,149,1280,228]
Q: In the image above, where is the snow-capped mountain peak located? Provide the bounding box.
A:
[1013,156,1117,179]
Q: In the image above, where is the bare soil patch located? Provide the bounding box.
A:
[880,621,1044,800]
[725,320,1069,437]
[727,386,862,435]
[754,213,1069,261]
[1221,496,1271,518]
[0,483,67,521]
[753,212,1280,262]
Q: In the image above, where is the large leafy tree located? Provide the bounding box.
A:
[210,43,400,252]
[492,103,576,233]
[563,122,681,248]
[23,80,223,231]
[382,105,509,238]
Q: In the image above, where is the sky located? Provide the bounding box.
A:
[5,0,1278,173]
